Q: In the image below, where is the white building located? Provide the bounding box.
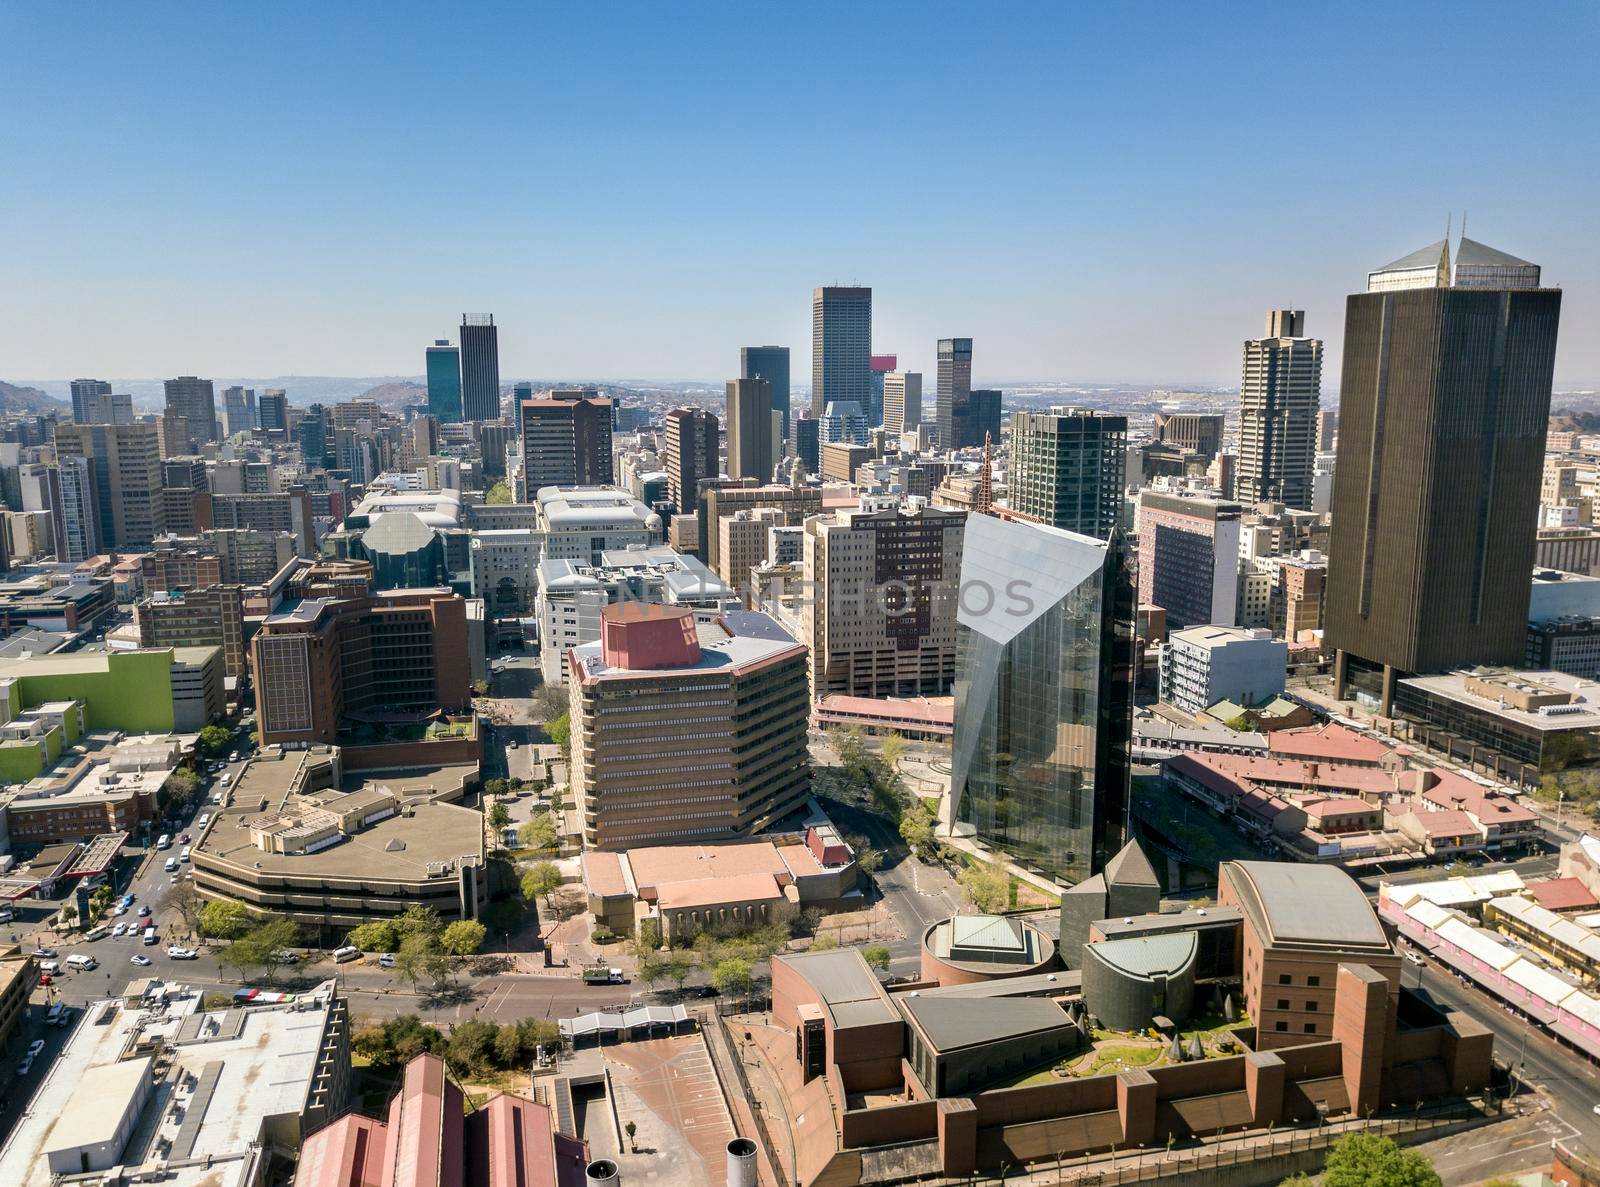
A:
[1159,625,1287,716]
[534,485,661,564]
[468,529,544,614]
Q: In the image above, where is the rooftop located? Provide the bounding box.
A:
[1400,668,1600,731]
[1223,861,1389,951]
[1085,931,1198,980]
[897,991,1074,1054]
[776,948,898,1029]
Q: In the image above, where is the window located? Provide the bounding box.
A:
[1306,975,1320,987]
[1305,1001,1318,1012]
[1276,999,1289,1010]
[1274,1021,1288,1032]
[1304,1023,1317,1034]
[1278,973,1291,985]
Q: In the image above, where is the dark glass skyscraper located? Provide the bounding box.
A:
[936,338,973,450]
[69,379,111,425]
[740,346,790,442]
[811,287,871,417]
[459,314,500,422]
[426,339,463,423]
[953,514,1134,884]
[1327,238,1561,714]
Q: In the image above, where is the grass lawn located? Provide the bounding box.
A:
[1084,1044,1164,1076]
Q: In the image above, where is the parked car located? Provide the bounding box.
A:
[167,946,197,960]
[112,923,127,938]
[27,1039,44,1058]
[378,953,397,968]
[16,1056,33,1076]
[30,947,57,959]
[130,954,152,967]
[138,905,152,918]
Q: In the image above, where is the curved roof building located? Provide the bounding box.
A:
[920,913,1058,986]
[1081,931,1198,1031]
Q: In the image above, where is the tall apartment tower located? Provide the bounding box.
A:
[740,346,791,442]
[223,386,256,436]
[70,379,111,425]
[1327,237,1561,714]
[811,287,872,417]
[519,396,614,491]
[459,314,500,421]
[426,339,463,423]
[48,455,100,562]
[883,371,922,436]
[259,390,289,437]
[1238,310,1322,510]
[663,407,719,512]
[935,338,973,450]
[53,422,166,548]
[1010,409,1128,539]
[726,377,774,482]
[164,376,219,442]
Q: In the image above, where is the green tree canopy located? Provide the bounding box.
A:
[441,919,488,957]
[861,944,891,971]
[348,919,402,953]
[200,899,253,940]
[487,802,512,833]
[958,860,1010,914]
[484,481,514,504]
[197,725,234,756]
[521,860,562,903]
[165,766,203,812]
[518,813,558,851]
[710,957,752,997]
[546,712,571,749]
[1321,1134,1442,1187]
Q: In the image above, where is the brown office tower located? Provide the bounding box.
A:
[725,377,773,482]
[569,605,809,849]
[53,422,167,549]
[663,407,719,512]
[251,588,472,746]
[520,396,614,490]
[1327,238,1561,714]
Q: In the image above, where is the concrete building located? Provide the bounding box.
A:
[802,498,965,700]
[211,488,315,554]
[1328,238,1561,714]
[1009,408,1127,538]
[883,370,921,436]
[469,529,542,615]
[935,337,973,450]
[193,747,483,939]
[458,314,499,421]
[0,646,222,734]
[136,584,247,680]
[519,396,614,491]
[569,605,809,849]
[250,588,473,748]
[726,376,773,482]
[1536,526,1600,577]
[1057,839,1164,969]
[919,914,1059,987]
[1152,412,1224,460]
[0,977,350,1187]
[69,378,111,425]
[1136,489,1242,629]
[1238,310,1322,510]
[952,513,1134,884]
[53,423,166,549]
[1159,625,1287,716]
[699,482,822,576]
[47,456,100,562]
[663,406,719,512]
[812,286,872,418]
[535,485,661,563]
[717,506,783,592]
[163,375,219,442]
[820,440,872,484]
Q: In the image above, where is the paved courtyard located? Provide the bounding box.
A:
[603,1034,737,1187]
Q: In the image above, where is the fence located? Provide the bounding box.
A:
[712,1012,792,1187]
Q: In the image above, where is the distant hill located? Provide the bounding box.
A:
[359,381,429,408]
[0,380,68,414]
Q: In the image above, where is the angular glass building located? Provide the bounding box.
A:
[952,514,1134,885]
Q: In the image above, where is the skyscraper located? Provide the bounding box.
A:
[952,514,1134,884]
[69,379,111,425]
[966,389,1003,451]
[791,413,820,476]
[741,346,791,442]
[426,339,463,423]
[1237,310,1322,510]
[223,386,256,437]
[883,372,922,436]
[164,376,219,442]
[259,389,289,437]
[459,314,500,422]
[868,353,897,428]
[48,455,100,562]
[726,377,774,482]
[935,338,973,450]
[811,287,871,417]
[1327,237,1561,714]
[1010,409,1127,539]
[520,396,613,490]
[663,407,719,512]
[53,422,166,548]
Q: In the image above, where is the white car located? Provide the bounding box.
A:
[166,946,197,960]
[114,904,128,916]
[112,923,127,937]
[378,953,396,968]
[16,1056,33,1076]
[26,1039,44,1058]
[130,954,152,966]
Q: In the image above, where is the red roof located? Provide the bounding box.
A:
[1528,877,1600,912]
[1268,723,1393,765]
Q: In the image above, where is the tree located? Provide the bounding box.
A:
[352,1024,395,1066]
[447,1020,498,1074]
[898,810,934,856]
[487,801,511,834]
[958,860,1011,914]
[472,680,490,697]
[483,777,510,800]
[165,766,203,813]
[710,957,752,997]
[200,899,253,940]
[522,861,562,904]
[60,904,78,927]
[396,904,444,943]
[493,1022,525,1067]
[833,727,868,780]
[441,919,488,957]
[633,918,662,957]
[624,1120,637,1153]
[167,879,203,936]
[532,683,569,722]
[518,814,557,851]
[197,725,233,756]
[1321,1134,1441,1187]
[485,481,514,504]
[393,932,443,993]
[810,934,840,952]
[545,712,571,749]
[252,916,301,962]
[219,931,271,983]
[878,731,909,775]
[349,919,402,953]
[516,1017,561,1056]
[861,945,891,971]
[665,955,693,991]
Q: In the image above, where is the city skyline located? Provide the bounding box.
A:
[3,5,1596,386]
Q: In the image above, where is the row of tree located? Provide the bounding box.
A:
[353,1012,564,1076]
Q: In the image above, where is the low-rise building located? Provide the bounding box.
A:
[136,583,247,680]
[1159,625,1286,716]
[0,646,223,735]
[535,485,661,564]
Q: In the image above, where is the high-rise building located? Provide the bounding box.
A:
[1237,310,1322,510]
[811,286,872,417]
[663,407,719,512]
[883,371,922,436]
[791,413,820,476]
[952,514,1134,884]
[964,389,1003,451]
[259,389,289,437]
[935,337,973,450]
[299,404,331,467]
[1135,489,1242,629]
[741,346,791,442]
[47,456,99,562]
[1152,413,1224,460]
[222,386,256,436]
[726,377,773,482]
[569,604,810,849]
[53,423,166,548]
[426,339,463,423]
[137,583,248,679]
[1328,238,1560,714]
[164,376,219,442]
[802,499,965,699]
[69,379,111,425]
[459,314,500,421]
[868,353,897,428]
[519,396,613,491]
[1010,409,1127,539]
[476,422,515,480]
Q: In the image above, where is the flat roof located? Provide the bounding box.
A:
[776,948,898,1028]
[1400,668,1600,731]
[1224,861,1389,950]
[897,992,1074,1054]
[45,1058,150,1154]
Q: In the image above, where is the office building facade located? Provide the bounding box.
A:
[163,376,219,442]
[69,379,111,425]
[953,514,1134,884]
[519,397,614,491]
[425,339,463,423]
[1010,409,1127,538]
[1136,490,1242,629]
[663,407,719,513]
[935,337,973,450]
[53,423,166,549]
[741,345,791,441]
[1327,238,1561,713]
[458,314,500,421]
[1238,310,1322,510]
[883,371,922,436]
[726,376,773,482]
[811,286,872,416]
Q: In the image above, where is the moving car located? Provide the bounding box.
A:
[30,947,57,959]
[333,946,361,963]
[27,1040,44,1057]
[65,954,98,971]
[269,950,299,966]
[166,946,197,960]
[130,954,152,966]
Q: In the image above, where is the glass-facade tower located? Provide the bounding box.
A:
[952,514,1134,884]
[426,339,463,423]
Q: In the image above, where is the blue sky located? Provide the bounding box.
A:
[4,2,1597,387]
